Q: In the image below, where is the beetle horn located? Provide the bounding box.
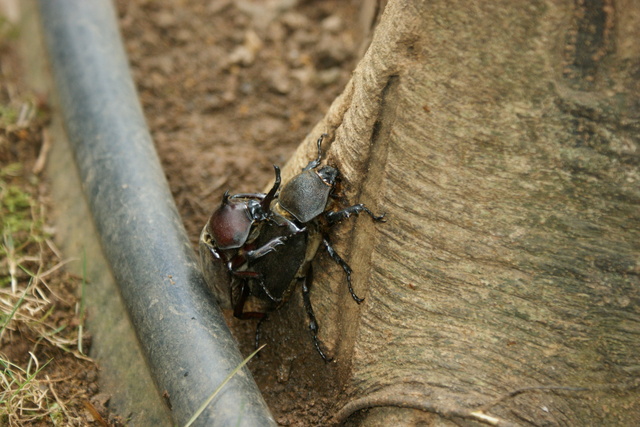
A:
[261,165,281,212]
[221,190,230,206]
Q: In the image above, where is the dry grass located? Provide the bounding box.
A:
[1,15,111,424]
[0,134,93,426]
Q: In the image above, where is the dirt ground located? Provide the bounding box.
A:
[114,0,367,425]
[115,0,363,244]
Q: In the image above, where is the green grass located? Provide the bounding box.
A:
[1,165,45,293]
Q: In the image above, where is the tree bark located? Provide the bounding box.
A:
[275,0,639,424]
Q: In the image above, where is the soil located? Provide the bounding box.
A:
[114,0,367,425]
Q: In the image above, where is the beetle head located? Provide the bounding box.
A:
[316,165,338,187]
[207,192,261,250]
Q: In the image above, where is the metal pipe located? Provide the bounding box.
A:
[36,1,275,425]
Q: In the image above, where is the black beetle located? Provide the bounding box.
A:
[199,134,385,360]
[199,167,288,318]
[273,134,385,305]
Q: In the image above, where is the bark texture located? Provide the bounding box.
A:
[278,0,639,424]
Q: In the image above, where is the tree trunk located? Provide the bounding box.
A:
[274,0,640,424]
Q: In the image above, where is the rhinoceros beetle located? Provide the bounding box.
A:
[199,134,385,361]
[199,166,288,317]
[273,134,386,304]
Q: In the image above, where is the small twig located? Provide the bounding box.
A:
[46,374,72,421]
[33,127,52,175]
[83,400,110,427]
[45,238,64,259]
[37,257,79,282]
[3,233,19,294]
[0,278,34,341]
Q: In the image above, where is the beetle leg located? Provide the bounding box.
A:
[256,279,282,303]
[231,269,284,304]
[245,226,306,262]
[228,193,266,199]
[233,280,251,318]
[231,275,273,319]
[301,267,332,362]
[205,244,222,260]
[245,236,286,261]
[231,278,278,317]
[325,203,386,225]
[255,316,267,350]
[322,238,364,303]
[302,133,327,172]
